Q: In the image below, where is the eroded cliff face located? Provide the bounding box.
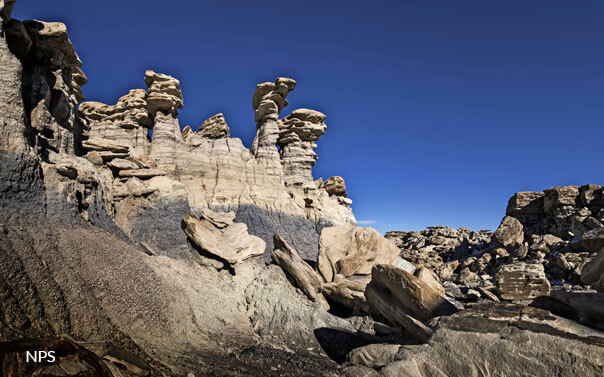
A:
[77,71,355,262]
[3,3,604,377]
[0,4,359,375]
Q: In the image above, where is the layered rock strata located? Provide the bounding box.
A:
[3,3,604,376]
[495,263,551,300]
[76,71,355,261]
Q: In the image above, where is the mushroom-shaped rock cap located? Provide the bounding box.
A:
[145,70,183,116]
[22,20,82,68]
[321,176,347,197]
[278,109,327,144]
[252,77,296,123]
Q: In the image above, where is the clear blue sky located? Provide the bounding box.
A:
[14,1,604,233]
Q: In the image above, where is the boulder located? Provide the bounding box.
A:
[491,216,524,250]
[577,227,604,252]
[181,214,265,266]
[107,158,139,170]
[544,185,580,212]
[113,177,156,198]
[414,267,445,296]
[393,256,415,274]
[322,275,367,312]
[317,224,400,283]
[365,265,457,323]
[506,191,545,216]
[495,263,550,300]
[271,234,329,309]
[535,290,604,330]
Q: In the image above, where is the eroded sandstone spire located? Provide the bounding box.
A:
[278,108,326,190]
[251,77,296,159]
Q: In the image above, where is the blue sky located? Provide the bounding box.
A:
[14,1,604,233]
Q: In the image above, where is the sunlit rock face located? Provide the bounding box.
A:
[77,70,355,260]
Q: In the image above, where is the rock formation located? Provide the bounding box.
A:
[364,264,458,342]
[198,113,230,139]
[2,2,604,376]
[342,303,604,377]
[251,77,296,159]
[316,224,402,311]
[320,176,348,197]
[507,185,604,239]
[278,108,326,191]
[77,70,355,262]
[271,234,329,309]
[495,263,551,300]
[182,212,265,268]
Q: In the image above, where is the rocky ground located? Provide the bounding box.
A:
[0,2,603,376]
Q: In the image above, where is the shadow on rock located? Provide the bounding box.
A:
[313,328,375,364]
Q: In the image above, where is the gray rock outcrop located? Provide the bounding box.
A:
[344,303,604,377]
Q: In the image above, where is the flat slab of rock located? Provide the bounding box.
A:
[82,138,129,153]
[373,302,604,377]
[495,263,551,300]
[119,168,168,178]
[435,302,604,346]
[271,234,329,309]
[98,151,130,161]
[108,158,139,170]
